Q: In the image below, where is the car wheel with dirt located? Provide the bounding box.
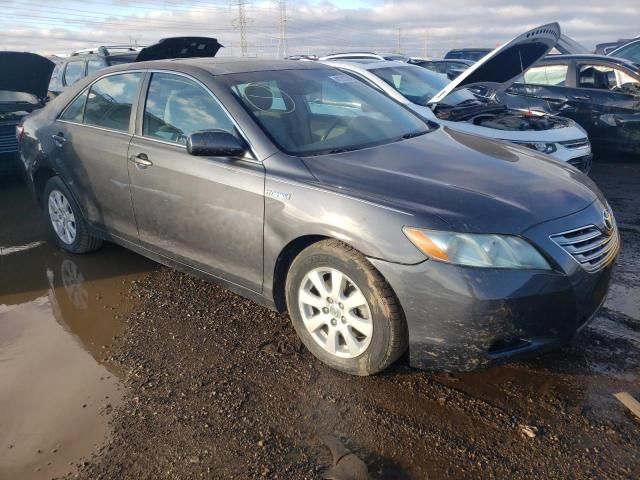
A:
[44,176,102,254]
[285,239,408,375]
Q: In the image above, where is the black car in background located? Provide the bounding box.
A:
[499,54,640,154]
[444,48,492,62]
[607,38,640,64]
[415,59,473,79]
[0,52,54,174]
[48,37,224,97]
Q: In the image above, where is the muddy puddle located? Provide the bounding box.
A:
[0,178,154,479]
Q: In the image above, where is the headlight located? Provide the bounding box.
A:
[511,141,557,154]
[403,227,551,270]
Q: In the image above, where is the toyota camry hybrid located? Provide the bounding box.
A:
[19,58,619,375]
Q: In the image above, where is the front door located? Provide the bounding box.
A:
[127,72,265,292]
[54,72,143,240]
[571,61,640,149]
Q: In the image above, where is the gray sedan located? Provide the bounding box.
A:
[19,58,619,374]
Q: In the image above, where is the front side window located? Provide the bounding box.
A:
[84,72,142,131]
[64,62,85,86]
[522,64,568,86]
[143,73,235,144]
[222,68,430,156]
[60,90,88,123]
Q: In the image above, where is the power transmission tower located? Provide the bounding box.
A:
[278,0,288,58]
[233,0,250,56]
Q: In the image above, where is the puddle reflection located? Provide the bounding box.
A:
[0,238,153,479]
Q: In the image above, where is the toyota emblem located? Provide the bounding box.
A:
[603,209,614,232]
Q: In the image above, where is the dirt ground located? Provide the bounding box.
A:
[1,156,639,480]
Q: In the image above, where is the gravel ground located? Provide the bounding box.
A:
[68,160,640,480]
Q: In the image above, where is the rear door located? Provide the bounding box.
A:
[55,71,143,240]
[127,72,265,291]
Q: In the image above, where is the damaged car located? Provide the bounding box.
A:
[20,58,617,375]
[323,23,594,173]
[498,54,640,154]
[0,52,54,174]
[49,37,224,97]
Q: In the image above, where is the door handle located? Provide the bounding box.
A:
[130,153,153,169]
[52,133,67,147]
[571,95,591,101]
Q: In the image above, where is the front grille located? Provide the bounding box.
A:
[568,155,592,173]
[559,138,590,150]
[551,224,619,272]
[0,123,18,155]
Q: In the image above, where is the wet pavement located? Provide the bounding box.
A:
[0,158,639,479]
[0,177,155,479]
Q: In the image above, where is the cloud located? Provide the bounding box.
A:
[1,0,638,57]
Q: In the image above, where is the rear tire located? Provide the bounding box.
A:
[286,239,407,376]
[44,176,102,254]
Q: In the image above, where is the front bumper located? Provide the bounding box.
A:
[370,201,617,371]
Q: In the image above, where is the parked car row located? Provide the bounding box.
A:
[324,24,594,172]
[15,23,620,376]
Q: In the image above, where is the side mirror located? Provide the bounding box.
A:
[187,130,247,157]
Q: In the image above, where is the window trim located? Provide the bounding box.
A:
[134,69,258,160]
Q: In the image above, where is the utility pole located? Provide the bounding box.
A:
[397,28,402,53]
[278,0,288,58]
[423,30,428,58]
[233,0,250,57]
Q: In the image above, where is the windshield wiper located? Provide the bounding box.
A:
[402,130,428,139]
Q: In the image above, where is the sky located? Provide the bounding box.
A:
[1,0,639,58]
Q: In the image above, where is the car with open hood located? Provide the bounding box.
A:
[497,54,640,154]
[48,37,224,97]
[322,23,594,173]
[0,52,54,174]
[20,57,617,375]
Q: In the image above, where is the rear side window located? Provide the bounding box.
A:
[84,73,142,132]
[523,64,568,86]
[612,42,640,63]
[64,62,85,86]
[60,90,88,123]
[86,60,104,75]
[143,73,235,144]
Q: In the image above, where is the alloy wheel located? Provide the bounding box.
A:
[298,267,373,358]
[48,190,77,245]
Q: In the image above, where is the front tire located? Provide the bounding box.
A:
[44,176,102,254]
[286,240,407,376]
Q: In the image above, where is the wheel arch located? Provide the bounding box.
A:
[272,234,330,312]
[32,166,58,207]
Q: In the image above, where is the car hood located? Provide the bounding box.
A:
[554,34,590,54]
[0,52,55,100]
[429,23,560,105]
[303,127,600,234]
[136,37,224,62]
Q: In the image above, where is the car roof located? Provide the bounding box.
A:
[447,48,491,52]
[101,57,328,75]
[541,53,640,71]
[324,59,409,71]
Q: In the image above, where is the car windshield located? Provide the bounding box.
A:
[0,90,39,104]
[222,68,431,156]
[370,65,478,107]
